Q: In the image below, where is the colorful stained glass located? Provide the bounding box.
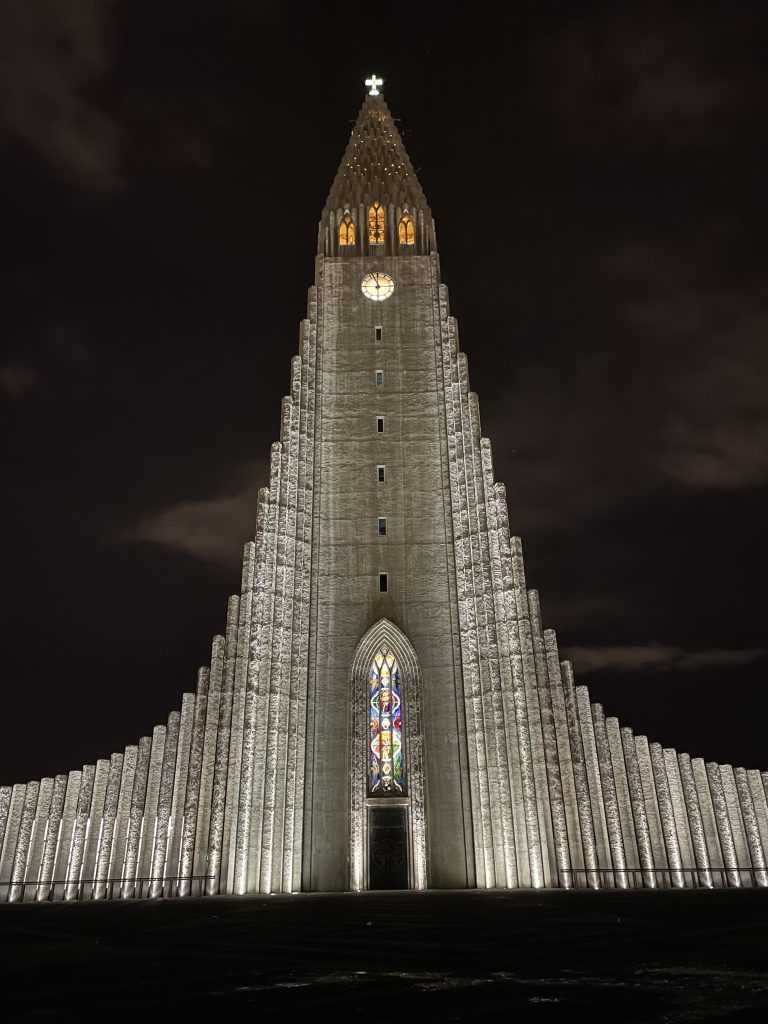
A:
[368,647,404,794]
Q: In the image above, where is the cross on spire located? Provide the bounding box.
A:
[365,74,384,96]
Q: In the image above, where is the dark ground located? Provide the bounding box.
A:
[2,891,768,1021]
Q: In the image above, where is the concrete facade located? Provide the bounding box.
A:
[1,89,767,900]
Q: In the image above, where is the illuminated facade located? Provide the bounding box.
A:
[2,83,768,901]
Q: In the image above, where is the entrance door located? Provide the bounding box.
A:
[369,806,408,889]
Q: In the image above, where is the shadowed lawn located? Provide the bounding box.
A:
[2,889,768,1021]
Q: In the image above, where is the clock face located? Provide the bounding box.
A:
[361,272,395,302]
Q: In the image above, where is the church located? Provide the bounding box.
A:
[1,81,767,901]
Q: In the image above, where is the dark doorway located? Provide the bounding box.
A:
[369,806,408,889]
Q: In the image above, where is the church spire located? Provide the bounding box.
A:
[319,79,434,257]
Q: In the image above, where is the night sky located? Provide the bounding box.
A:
[2,1,767,784]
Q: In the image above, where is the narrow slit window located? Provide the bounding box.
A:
[377,517,387,536]
[379,573,388,593]
[377,465,385,482]
[375,369,384,386]
[375,326,383,341]
[377,416,384,433]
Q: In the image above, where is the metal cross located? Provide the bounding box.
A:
[365,75,383,96]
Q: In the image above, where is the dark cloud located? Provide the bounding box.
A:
[0,1,119,187]
[0,365,40,399]
[565,644,768,674]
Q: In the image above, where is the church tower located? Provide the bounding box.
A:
[2,81,768,901]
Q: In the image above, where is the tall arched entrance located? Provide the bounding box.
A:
[349,619,427,890]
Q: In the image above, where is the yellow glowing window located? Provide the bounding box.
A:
[398,213,415,245]
[339,214,355,247]
[368,202,385,244]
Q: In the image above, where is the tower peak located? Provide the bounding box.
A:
[365,74,384,96]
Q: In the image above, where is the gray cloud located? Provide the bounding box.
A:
[564,643,768,675]
[123,462,267,569]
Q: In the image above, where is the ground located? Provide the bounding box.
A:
[2,890,768,1021]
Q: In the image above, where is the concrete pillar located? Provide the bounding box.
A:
[109,746,138,893]
[735,767,768,886]
[664,749,695,887]
[678,753,712,887]
[193,638,224,887]
[0,784,27,895]
[81,760,110,898]
[179,668,210,896]
[0,787,11,870]
[692,757,724,887]
[137,725,166,884]
[606,719,640,883]
[650,744,683,888]
[93,754,123,900]
[576,687,612,886]
[543,634,585,887]
[591,705,628,887]
[166,694,195,894]
[747,769,768,871]
[64,765,95,900]
[621,729,656,887]
[706,762,739,887]
[721,765,752,886]
[52,772,81,899]
[121,737,151,898]
[36,775,67,901]
[23,777,53,902]
[561,663,597,887]
[635,737,669,886]
[150,711,180,897]
[9,781,39,902]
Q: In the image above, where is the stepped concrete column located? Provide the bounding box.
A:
[606,718,639,883]
[36,775,67,901]
[166,694,195,894]
[576,687,612,886]
[621,729,655,887]
[179,668,210,896]
[650,744,683,888]
[591,706,628,887]
[0,787,11,867]
[137,725,166,884]
[150,711,180,897]
[561,662,597,887]
[735,767,768,886]
[194,639,225,886]
[706,762,739,887]
[664,749,695,887]
[121,736,151,898]
[721,765,751,886]
[23,778,53,902]
[635,737,669,886]
[108,747,137,894]
[0,784,27,895]
[692,757,724,887]
[678,753,712,887]
[747,769,768,869]
[64,766,96,900]
[81,761,110,897]
[52,772,80,899]
[93,754,123,899]
[9,782,39,902]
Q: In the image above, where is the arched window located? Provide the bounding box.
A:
[398,211,415,245]
[368,202,385,244]
[368,646,404,794]
[339,213,355,247]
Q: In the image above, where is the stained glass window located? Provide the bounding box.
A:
[368,647,404,794]
[398,211,415,245]
[339,213,355,246]
[368,202,385,244]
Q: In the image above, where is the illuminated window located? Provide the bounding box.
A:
[377,517,387,536]
[377,416,384,433]
[368,202,385,244]
[339,213,355,247]
[368,646,403,793]
[375,369,384,386]
[398,211,415,245]
[377,465,385,482]
[379,572,388,592]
